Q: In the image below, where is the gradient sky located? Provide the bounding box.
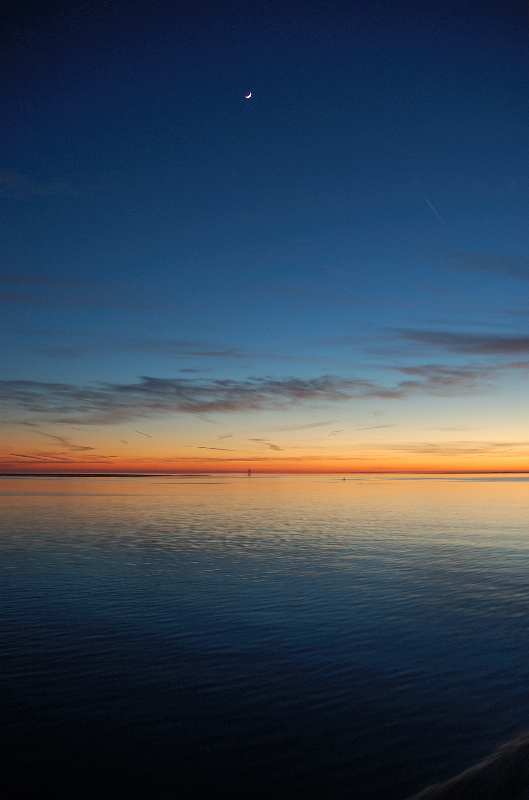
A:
[2,0,529,473]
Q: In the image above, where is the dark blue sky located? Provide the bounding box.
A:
[2,0,529,472]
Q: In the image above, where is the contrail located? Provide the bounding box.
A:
[424,196,445,224]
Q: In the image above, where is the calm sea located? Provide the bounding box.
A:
[2,473,529,799]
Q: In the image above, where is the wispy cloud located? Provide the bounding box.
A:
[250,281,366,308]
[39,432,94,452]
[0,275,167,311]
[394,363,496,392]
[436,251,529,281]
[356,424,399,430]
[195,446,235,451]
[379,440,529,457]
[249,438,283,451]
[422,426,480,432]
[399,329,529,356]
[0,374,374,424]
[9,452,66,462]
[37,340,250,359]
[0,171,82,198]
[6,451,117,466]
[269,420,336,432]
[3,431,100,466]
[0,366,496,427]
[32,337,336,365]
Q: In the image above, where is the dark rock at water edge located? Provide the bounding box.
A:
[408,731,529,800]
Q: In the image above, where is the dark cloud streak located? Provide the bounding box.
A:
[400,329,529,356]
[269,420,335,432]
[39,432,94,452]
[249,439,283,451]
[436,251,529,281]
[0,366,497,426]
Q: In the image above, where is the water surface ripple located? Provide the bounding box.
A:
[1,474,529,798]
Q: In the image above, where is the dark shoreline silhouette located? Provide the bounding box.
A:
[407,731,529,799]
[0,473,209,478]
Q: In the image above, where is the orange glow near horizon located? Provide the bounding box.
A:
[4,409,529,475]
[2,451,529,475]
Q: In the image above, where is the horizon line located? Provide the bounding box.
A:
[1,470,529,478]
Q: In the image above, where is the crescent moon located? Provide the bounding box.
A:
[245,92,252,99]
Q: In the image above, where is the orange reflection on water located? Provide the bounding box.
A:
[1,474,529,553]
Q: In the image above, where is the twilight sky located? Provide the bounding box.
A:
[2,0,529,473]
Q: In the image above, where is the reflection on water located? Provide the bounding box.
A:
[1,474,529,799]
